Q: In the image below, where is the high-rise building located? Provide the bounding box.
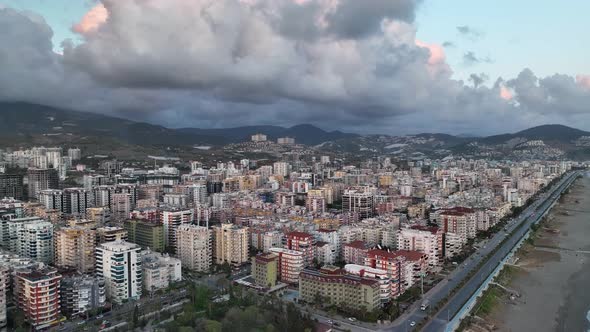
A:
[268,247,304,284]
[27,168,59,200]
[112,193,132,222]
[284,231,316,266]
[60,275,106,318]
[95,241,142,304]
[63,188,91,216]
[67,148,82,161]
[0,173,25,200]
[124,219,165,252]
[277,137,295,145]
[212,223,249,266]
[272,162,290,177]
[13,265,62,328]
[251,133,267,142]
[92,185,115,208]
[342,187,374,220]
[397,226,444,270]
[191,184,209,206]
[39,189,63,211]
[8,217,54,264]
[160,208,193,252]
[55,226,97,274]
[0,265,8,328]
[83,174,107,190]
[176,224,211,272]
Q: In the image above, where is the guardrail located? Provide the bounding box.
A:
[443,172,579,332]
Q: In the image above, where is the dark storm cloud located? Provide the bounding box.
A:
[323,0,421,39]
[1,2,590,134]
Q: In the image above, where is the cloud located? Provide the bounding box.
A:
[457,25,482,41]
[468,73,488,88]
[442,41,455,48]
[463,51,492,66]
[576,75,590,90]
[72,3,108,34]
[1,2,590,135]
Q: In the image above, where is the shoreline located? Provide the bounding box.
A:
[474,174,590,332]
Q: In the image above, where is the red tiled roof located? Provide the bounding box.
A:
[344,240,368,250]
[410,225,440,234]
[286,231,313,238]
[367,249,426,261]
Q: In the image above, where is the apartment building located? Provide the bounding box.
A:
[397,226,444,270]
[13,265,62,328]
[60,275,106,318]
[124,219,165,252]
[176,224,211,272]
[142,249,181,291]
[343,240,370,265]
[268,247,304,284]
[299,266,381,312]
[95,241,142,304]
[160,208,193,252]
[212,223,249,266]
[342,187,374,220]
[251,230,283,253]
[251,252,278,288]
[0,266,8,328]
[284,231,315,266]
[55,226,97,273]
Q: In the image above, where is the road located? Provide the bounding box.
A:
[420,170,580,332]
[378,171,579,332]
[53,286,190,331]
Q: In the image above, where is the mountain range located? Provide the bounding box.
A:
[0,102,589,159]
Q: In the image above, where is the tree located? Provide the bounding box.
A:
[132,305,139,327]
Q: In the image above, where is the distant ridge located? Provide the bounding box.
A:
[0,102,357,146]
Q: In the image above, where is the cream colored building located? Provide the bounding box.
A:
[176,224,211,272]
[55,226,97,274]
[299,266,381,312]
[212,223,249,266]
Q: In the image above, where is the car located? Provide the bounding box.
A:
[77,321,86,325]
[327,320,333,325]
[410,321,416,327]
[348,317,357,322]
[96,314,104,319]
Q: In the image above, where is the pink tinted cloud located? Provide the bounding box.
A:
[576,75,590,90]
[500,85,513,101]
[73,3,108,34]
[415,40,445,66]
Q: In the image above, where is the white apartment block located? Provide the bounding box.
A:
[160,208,193,251]
[96,241,142,304]
[142,249,182,291]
[397,226,443,270]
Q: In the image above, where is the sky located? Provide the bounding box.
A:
[0,0,589,135]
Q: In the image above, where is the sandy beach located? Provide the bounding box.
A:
[482,172,590,332]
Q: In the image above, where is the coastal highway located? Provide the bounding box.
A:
[421,170,580,332]
[381,171,580,332]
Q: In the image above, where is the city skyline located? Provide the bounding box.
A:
[0,0,589,135]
